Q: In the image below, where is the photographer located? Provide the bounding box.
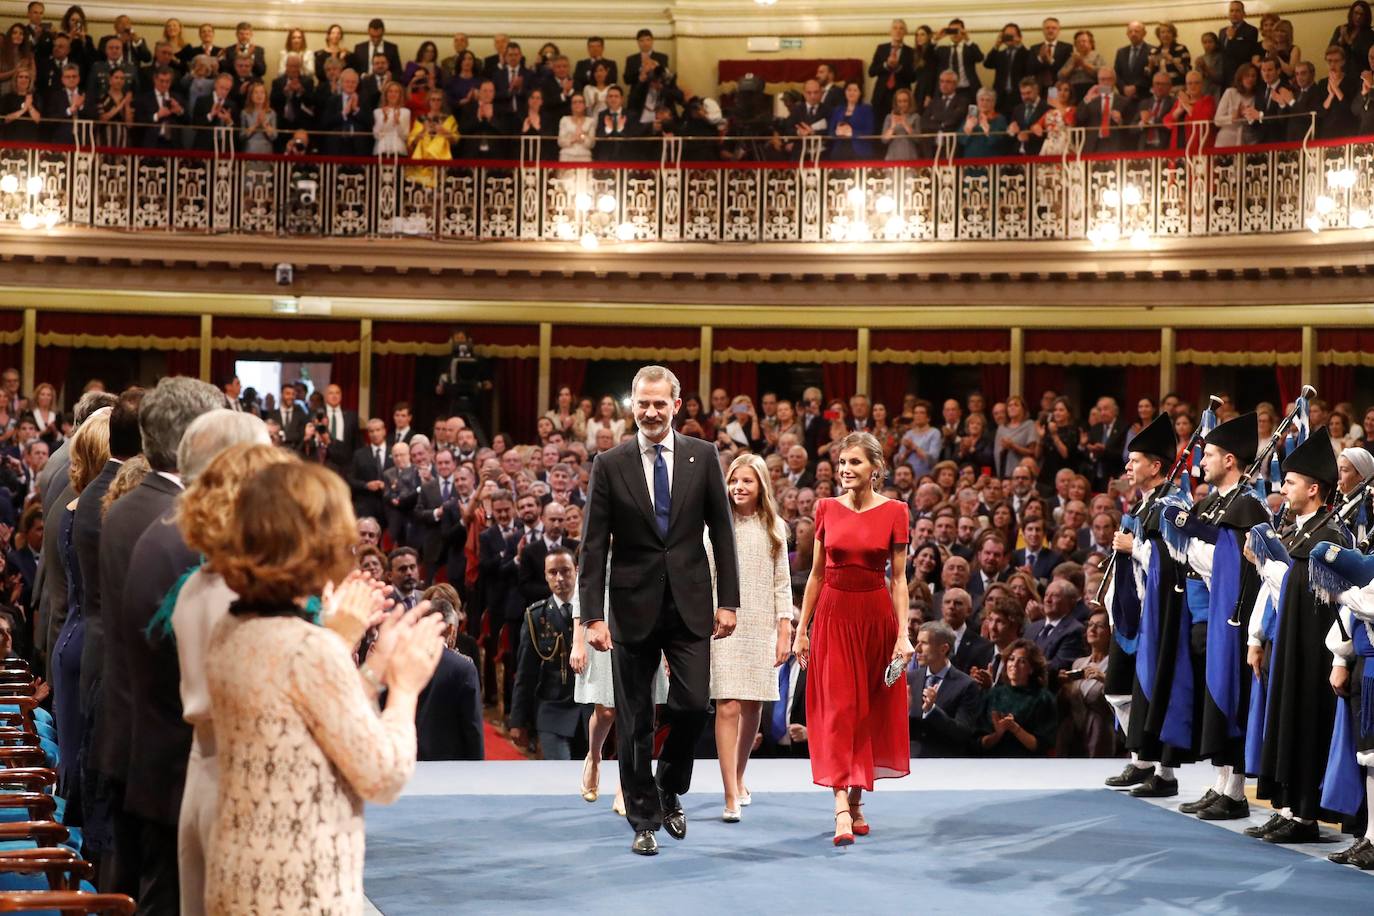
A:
[934,19,984,98]
[301,411,335,469]
[986,23,1031,115]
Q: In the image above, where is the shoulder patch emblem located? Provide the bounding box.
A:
[1325,544,1341,563]
[1173,510,1188,528]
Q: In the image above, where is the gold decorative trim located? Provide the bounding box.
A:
[373,341,455,357]
[477,345,540,359]
[1176,349,1303,367]
[36,332,200,351]
[212,336,359,355]
[870,348,1009,366]
[1319,352,1374,368]
[713,347,857,364]
[1023,350,1160,367]
[550,346,700,361]
[0,330,21,346]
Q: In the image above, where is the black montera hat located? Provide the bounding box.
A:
[1203,412,1259,466]
[1281,427,1338,490]
[1127,414,1177,463]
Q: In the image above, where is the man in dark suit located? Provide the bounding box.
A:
[265,382,308,450]
[909,621,982,757]
[478,489,522,685]
[358,53,394,111]
[868,19,916,123]
[518,501,579,607]
[133,67,185,149]
[923,69,967,133]
[348,418,393,524]
[220,21,266,79]
[816,63,845,111]
[1135,71,1180,150]
[934,20,983,99]
[271,56,317,143]
[1286,61,1324,141]
[540,55,579,121]
[593,87,642,162]
[1113,22,1155,102]
[758,651,808,758]
[413,449,467,580]
[391,403,416,445]
[457,80,508,159]
[93,378,223,901]
[966,532,1011,609]
[41,62,82,144]
[1025,578,1087,679]
[780,445,815,490]
[414,598,484,760]
[383,441,419,550]
[1028,17,1073,90]
[624,29,670,88]
[1012,518,1061,584]
[1086,396,1127,493]
[85,35,139,97]
[35,32,72,93]
[784,79,832,139]
[1078,69,1130,153]
[318,383,358,470]
[189,72,238,151]
[320,68,372,155]
[491,42,532,118]
[579,365,740,857]
[1251,57,1293,143]
[98,15,150,71]
[1217,1,1260,87]
[574,36,618,91]
[352,18,402,79]
[510,547,583,759]
[941,588,994,673]
[985,24,1032,115]
[1007,77,1049,154]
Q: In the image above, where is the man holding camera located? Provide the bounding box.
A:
[267,383,308,450]
[934,19,984,99]
[986,23,1032,116]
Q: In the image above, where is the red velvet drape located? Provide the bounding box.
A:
[1023,365,1065,403]
[164,350,201,379]
[869,364,911,414]
[980,365,1010,404]
[0,313,20,381]
[372,353,417,420]
[1275,365,1302,410]
[1319,364,1355,407]
[33,348,70,395]
[711,362,759,402]
[1125,365,1158,408]
[1173,364,1203,404]
[823,362,856,406]
[494,357,538,442]
[331,351,360,410]
[210,349,236,388]
[550,359,587,400]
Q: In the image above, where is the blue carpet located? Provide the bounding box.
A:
[364,790,1368,915]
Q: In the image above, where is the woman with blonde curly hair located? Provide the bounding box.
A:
[205,461,444,915]
[711,452,794,822]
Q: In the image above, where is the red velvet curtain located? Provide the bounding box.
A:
[494,357,538,442]
[1125,365,1158,408]
[711,362,758,402]
[1174,364,1203,404]
[870,363,911,414]
[164,350,201,379]
[210,349,237,389]
[980,365,1010,404]
[1320,364,1355,408]
[372,353,417,420]
[1275,365,1303,410]
[551,359,587,400]
[823,362,856,406]
[1023,365,1066,403]
[331,352,360,411]
[34,348,70,396]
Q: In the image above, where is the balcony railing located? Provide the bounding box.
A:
[1,131,1371,246]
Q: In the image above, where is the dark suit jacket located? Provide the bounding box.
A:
[122,508,198,825]
[1252,80,1292,144]
[413,477,467,574]
[1077,92,1130,153]
[266,404,309,450]
[479,524,523,624]
[510,596,580,738]
[348,443,393,523]
[415,648,484,760]
[923,93,967,133]
[1028,40,1074,88]
[518,537,581,607]
[1216,21,1259,85]
[965,568,1010,607]
[352,40,402,79]
[1007,98,1049,153]
[909,664,982,757]
[270,73,317,134]
[491,64,533,116]
[1012,547,1063,582]
[758,659,808,758]
[189,92,238,150]
[93,472,182,782]
[579,431,740,644]
[320,92,374,155]
[35,56,73,94]
[321,409,359,469]
[457,102,508,158]
[133,88,185,148]
[985,44,1032,106]
[220,44,266,79]
[74,460,119,702]
[1134,93,1180,149]
[623,50,670,87]
[1025,615,1086,679]
[43,86,84,143]
[37,480,75,656]
[1087,420,1127,484]
[573,56,618,91]
[593,109,643,162]
[867,42,916,110]
[1287,84,1324,141]
[952,632,995,674]
[1113,43,1155,98]
[934,42,984,91]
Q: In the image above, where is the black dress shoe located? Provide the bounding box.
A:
[1178,789,1219,814]
[631,829,659,856]
[1105,764,1155,788]
[1244,813,1286,838]
[1263,818,1320,844]
[1196,795,1250,821]
[1129,775,1179,798]
[1328,837,1371,864]
[659,791,686,841]
[1348,841,1374,869]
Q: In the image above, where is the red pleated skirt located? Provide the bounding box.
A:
[807,567,911,790]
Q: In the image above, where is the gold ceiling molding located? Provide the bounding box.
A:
[869,349,1010,366]
[713,347,857,364]
[36,332,200,351]
[1175,349,1304,367]
[1023,350,1161,367]
[550,346,700,361]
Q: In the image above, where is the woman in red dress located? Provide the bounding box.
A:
[793,432,913,846]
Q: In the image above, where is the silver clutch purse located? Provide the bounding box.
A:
[883,656,906,688]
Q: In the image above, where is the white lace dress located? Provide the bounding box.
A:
[573,549,668,707]
[205,614,415,915]
[709,514,792,701]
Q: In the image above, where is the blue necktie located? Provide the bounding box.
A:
[771,663,791,742]
[653,444,671,536]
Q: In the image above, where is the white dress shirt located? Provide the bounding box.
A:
[637,430,674,509]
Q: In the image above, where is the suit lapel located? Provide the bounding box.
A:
[667,431,694,534]
[614,443,660,539]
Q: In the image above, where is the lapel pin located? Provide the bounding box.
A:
[689,456,695,463]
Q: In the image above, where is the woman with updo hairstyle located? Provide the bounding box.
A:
[50,406,111,801]
[711,453,794,822]
[793,431,913,846]
[204,462,445,915]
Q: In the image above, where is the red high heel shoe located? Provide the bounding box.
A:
[850,802,869,836]
[833,810,854,847]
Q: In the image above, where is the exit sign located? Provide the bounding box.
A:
[781,38,802,49]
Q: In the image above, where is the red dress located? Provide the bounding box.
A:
[807,497,911,790]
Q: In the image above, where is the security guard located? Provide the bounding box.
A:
[509,546,584,759]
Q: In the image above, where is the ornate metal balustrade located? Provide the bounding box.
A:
[0,137,1370,244]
